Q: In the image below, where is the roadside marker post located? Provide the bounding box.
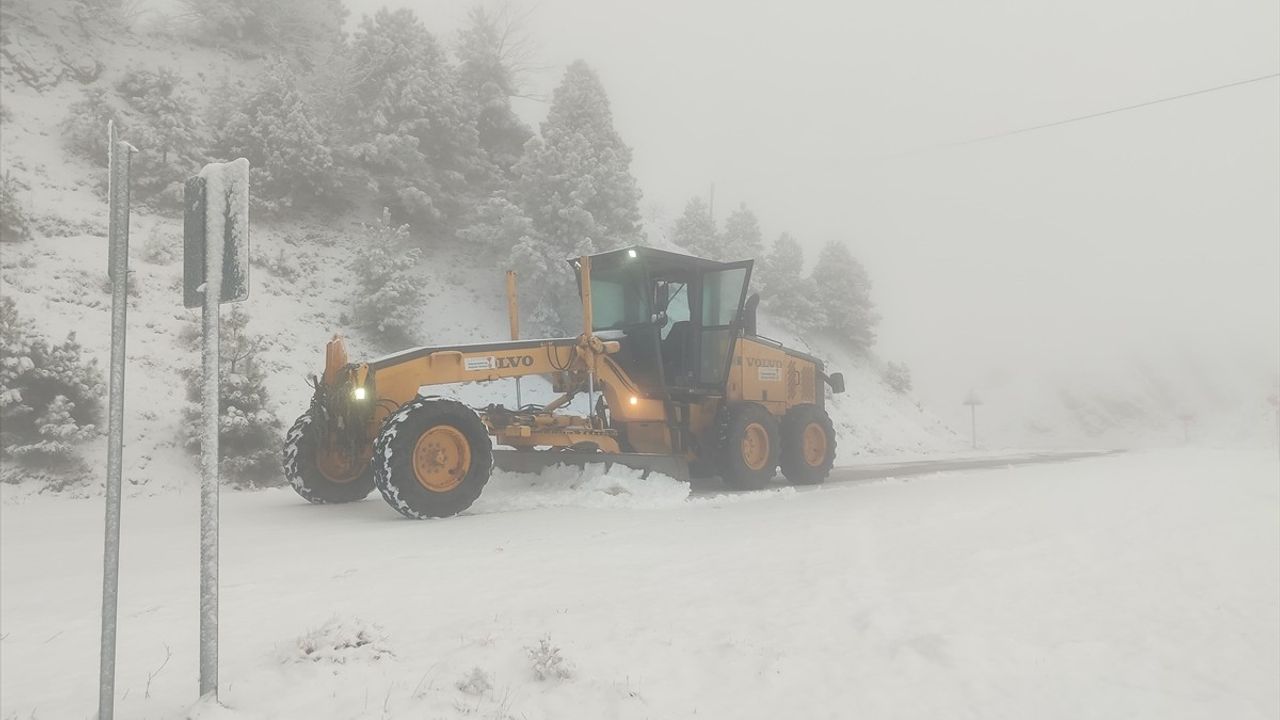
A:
[183,158,250,702]
[98,120,135,720]
[963,390,983,450]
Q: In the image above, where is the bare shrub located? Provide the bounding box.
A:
[525,636,571,681]
[455,667,492,696]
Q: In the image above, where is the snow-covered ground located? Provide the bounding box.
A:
[3,448,1276,719]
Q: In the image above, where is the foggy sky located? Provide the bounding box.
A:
[347,0,1280,419]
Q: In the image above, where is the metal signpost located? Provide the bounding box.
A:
[963,390,983,450]
[98,120,134,720]
[506,270,522,408]
[183,158,250,701]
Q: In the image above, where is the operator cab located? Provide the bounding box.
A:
[576,247,753,396]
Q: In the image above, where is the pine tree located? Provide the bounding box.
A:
[810,241,878,353]
[351,209,425,347]
[758,233,822,332]
[342,8,489,234]
[61,87,122,166]
[0,297,103,482]
[671,197,717,259]
[456,195,535,254]
[719,203,763,261]
[509,60,643,332]
[213,61,341,213]
[182,305,283,487]
[455,6,533,180]
[883,361,912,394]
[115,68,205,203]
[181,0,347,62]
[0,173,32,243]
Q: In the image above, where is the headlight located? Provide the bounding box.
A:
[353,387,367,400]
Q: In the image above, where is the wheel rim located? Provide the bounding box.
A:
[802,422,828,467]
[741,422,770,471]
[413,425,471,493]
[315,443,364,484]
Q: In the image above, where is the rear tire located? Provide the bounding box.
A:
[779,405,836,485]
[282,410,375,504]
[373,398,493,519]
[716,402,780,490]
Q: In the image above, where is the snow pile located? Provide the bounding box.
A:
[292,617,393,665]
[470,464,692,513]
[470,463,798,514]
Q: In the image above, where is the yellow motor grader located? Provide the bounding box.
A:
[283,246,845,518]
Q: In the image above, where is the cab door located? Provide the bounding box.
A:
[693,261,752,388]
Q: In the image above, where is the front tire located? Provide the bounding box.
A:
[373,398,493,519]
[779,405,836,485]
[716,402,780,490]
[282,410,375,504]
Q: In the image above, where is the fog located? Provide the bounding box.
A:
[345,0,1279,439]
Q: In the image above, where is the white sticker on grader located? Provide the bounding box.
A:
[465,356,496,372]
[758,366,782,382]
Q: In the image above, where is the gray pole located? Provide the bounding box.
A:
[98,123,132,720]
[199,187,223,700]
[963,390,982,451]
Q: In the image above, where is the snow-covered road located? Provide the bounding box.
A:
[2,449,1277,719]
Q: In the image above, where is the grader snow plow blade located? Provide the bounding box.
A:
[492,449,690,483]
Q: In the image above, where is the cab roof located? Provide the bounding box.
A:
[583,246,752,275]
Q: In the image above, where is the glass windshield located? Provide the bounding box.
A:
[589,259,650,331]
[701,267,747,327]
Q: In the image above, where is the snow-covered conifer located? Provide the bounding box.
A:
[758,233,823,333]
[719,203,763,261]
[507,60,643,332]
[181,305,282,487]
[671,197,717,259]
[115,68,205,204]
[883,361,912,394]
[351,209,425,347]
[61,87,121,165]
[810,241,878,353]
[0,297,103,482]
[342,9,487,234]
[213,62,341,213]
[455,6,533,180]
[181,0,346,62]
[0,173,32,243]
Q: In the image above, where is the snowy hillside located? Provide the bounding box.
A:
[0,215,962,494]
[957,345,1280,450]
[0,0,960,494]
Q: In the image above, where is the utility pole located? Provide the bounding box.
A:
[708,182,715,224]
[963,390,983,450]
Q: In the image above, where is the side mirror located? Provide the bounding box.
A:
[826,372,846,394]
[742,293,760,336]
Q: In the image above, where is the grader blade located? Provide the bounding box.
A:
[492,449,691,483]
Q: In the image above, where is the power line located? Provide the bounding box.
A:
[878,71,1280,159]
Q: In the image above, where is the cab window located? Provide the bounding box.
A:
[660,282,690,340]
[589,262,650,331]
